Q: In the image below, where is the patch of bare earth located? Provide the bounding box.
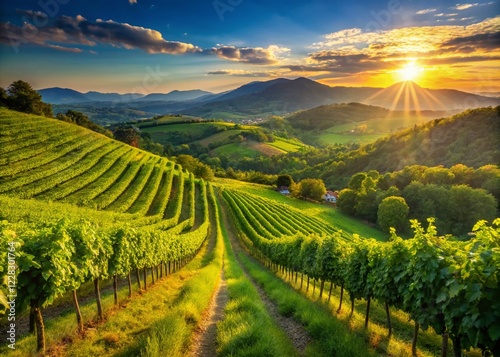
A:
[220,200,312,355]
[246,140,284,156]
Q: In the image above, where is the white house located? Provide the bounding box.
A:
[323,190,338,203]
[278,186,290,195]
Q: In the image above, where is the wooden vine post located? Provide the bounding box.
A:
[94,278,103,321]
[72,290,83,332]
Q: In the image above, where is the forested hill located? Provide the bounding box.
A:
[285,102,452,131]
[287,103,390,130]
[301,106,500,186]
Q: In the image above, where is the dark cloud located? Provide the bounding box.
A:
[285,51,395,74]
[439,32,500,52]
[1,14,285,65]
[205,46,280,64]
[15,9,48,19]
[0,14,200,54]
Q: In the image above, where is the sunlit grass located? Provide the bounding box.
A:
[216,198,299,357]
[271,266,483,357]
[235,251,376,357]
[267,139,303,152]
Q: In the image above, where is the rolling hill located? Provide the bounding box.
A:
[298,106,500,187]
[286,102,459,145]
[38,88,212,104]
[135,89,213,102]
[135,117,307,159]
[184,78,500,119]
[42,78,500,123]
[1,107,497,357]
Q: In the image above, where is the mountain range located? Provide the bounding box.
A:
[40,78,500,122]
[39,88,213,104]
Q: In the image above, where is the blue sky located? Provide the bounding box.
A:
[0,0,498,93]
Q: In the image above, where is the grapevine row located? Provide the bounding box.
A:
[222,188,500,356]
[0,179,212,351]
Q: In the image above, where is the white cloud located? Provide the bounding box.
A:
[453,3,479,10]
[207,69,278,77]
[129,0,137,4]
[416,8,437,15]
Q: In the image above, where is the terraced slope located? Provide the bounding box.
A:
[222,189,354,241]
[0,108,213,352]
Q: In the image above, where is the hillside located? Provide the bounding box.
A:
[0,108,194,217]
[184,78,499,119]
[287,102,390,131]
[1,107,497,357]
[135,118,307,160]
[286,102,458,145]
[299,106,500,186]
[44,78,500,123]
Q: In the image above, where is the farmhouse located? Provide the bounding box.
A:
[277,186,290,195]
[323,190,338,203]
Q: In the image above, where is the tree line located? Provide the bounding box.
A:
[337,165,498,236]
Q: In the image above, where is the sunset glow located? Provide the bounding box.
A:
[0,1,498,93]
[399,62,422,82]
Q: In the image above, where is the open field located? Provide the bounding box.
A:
[317,114,440,146]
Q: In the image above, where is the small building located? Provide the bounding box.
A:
[323,190,338,203]
[277,186,290,196]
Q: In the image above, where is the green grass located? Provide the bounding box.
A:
[141,122,230,136]
[211,143,263,159]
[139,185,223,357]
[0,185,220,357]
[236,251,377,357]
[317,115,435,146]
[194,129,244,147]
[216,196,299,357]
[136,115,205,126]
[268,139,304,152]
[268,263,482,357]
[318,132,384,145]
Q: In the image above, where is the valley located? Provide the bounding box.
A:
[1,1,499,355]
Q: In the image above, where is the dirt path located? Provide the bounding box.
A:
[188,191,228,356]
[219,198,312,355]
[188,268,228,357]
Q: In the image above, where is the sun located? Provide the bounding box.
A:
[399,61,422,81]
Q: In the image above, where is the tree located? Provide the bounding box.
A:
[289,182,301,198]
[194,163,214,181]
[377,196,409,233]
[58,110,113,138]
[448,185,496,236]
[299,178,326,201]
[348,173,367,190]
[176,154,198,172]
[6,80,53,117]
[355,176,379,221]
[277,174,293,188]
[0,87,7,107]
[337,189,357,215]
[113,128,141,147]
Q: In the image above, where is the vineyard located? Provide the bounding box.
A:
[221,188,500,356]
[0,107,499,357]
[0,109,212,353]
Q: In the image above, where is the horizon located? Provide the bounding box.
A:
[1,1,499,94]
[34,78,485,97]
